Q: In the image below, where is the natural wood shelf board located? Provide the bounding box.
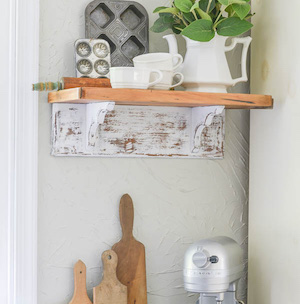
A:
[48,87,273,109]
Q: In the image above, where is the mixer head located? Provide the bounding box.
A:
[183,236,244,303]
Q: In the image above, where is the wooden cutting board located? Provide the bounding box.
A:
[69,260,92,304]
[93,250,127,304]
[112,194,147,304]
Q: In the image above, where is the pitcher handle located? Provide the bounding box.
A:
[172,54,183,71]
[225,36,252,86]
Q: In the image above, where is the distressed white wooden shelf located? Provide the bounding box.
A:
[49,88,273,159]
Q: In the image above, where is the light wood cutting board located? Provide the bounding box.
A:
[112,194,147,304]
[69,260,92,304]
[93,250,127,304]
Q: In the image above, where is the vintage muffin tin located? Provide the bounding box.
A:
[75,39,111,78]
[85,0,149,67]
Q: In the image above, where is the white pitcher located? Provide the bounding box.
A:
[164,34,252,93]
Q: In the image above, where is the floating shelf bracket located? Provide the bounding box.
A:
[191,106,225,153]
[86,102,115,147]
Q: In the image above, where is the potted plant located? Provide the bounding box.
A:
[151,0,254,93]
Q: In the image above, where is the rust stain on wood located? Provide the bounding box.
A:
[67,128,75,136]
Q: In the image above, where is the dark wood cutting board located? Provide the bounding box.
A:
[112,194,147,304]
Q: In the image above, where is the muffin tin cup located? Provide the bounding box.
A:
[75,38,111,78]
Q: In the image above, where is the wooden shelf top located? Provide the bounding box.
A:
[48,87,273,109]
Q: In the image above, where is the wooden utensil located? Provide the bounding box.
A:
[93,250,127,304]
[112,194,147,304]
[69,260,92,304]
[32,77,111,91]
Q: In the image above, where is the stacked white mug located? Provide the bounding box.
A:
[133,53,184,90]
[110,67,163,89]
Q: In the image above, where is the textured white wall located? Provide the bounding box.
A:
[38,1,250,303]
[249,0,300,303]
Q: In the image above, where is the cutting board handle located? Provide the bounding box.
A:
[69,260,92,304]
[119,194,134,240]
[93,250,127,304]
[102,250,119,281]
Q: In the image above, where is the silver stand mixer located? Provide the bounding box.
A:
[183,236,245,304]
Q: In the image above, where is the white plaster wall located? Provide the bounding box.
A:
[38,1,250,303]
[248,0,300,303]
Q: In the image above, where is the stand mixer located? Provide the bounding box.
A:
[183,236,245,304]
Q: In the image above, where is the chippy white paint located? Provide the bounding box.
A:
[191,106,225,153]
[52,105,225,158]
[163,34,252,93]
[249,0,300,303]
[85,102,115,146]
[39,0,250,303]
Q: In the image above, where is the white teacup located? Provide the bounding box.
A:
[133,53,183,71]
[150,71,184,90]
[110,67,163,89]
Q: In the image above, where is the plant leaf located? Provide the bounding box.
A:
[245,12,255,20]
[154,7,180,14]
[153,6,167,13]
[225,5,234,15]
[190,2,199,11]
[199,0,216,12]
[218,0,248,5]
[150,15,174,33]
[191,2,212,20]
[159,12,173,17]
[216,17,253,36]
[196,8,212,20]
[174,0,193,13]
[183,12,195,23]
[182,19,215,41]
[172,24,185,34]
[232,3,251,19]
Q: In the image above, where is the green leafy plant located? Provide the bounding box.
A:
[151,0,254,42]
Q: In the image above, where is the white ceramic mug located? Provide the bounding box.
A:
[110,67,163,89]
[150,71,184,90]
[133,53,183,71]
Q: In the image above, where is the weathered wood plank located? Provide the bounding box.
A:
[51,104,225,159]
[48,87,273,109]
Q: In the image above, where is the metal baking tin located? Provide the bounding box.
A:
[75,39,111,78]
[85,0,149,67]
